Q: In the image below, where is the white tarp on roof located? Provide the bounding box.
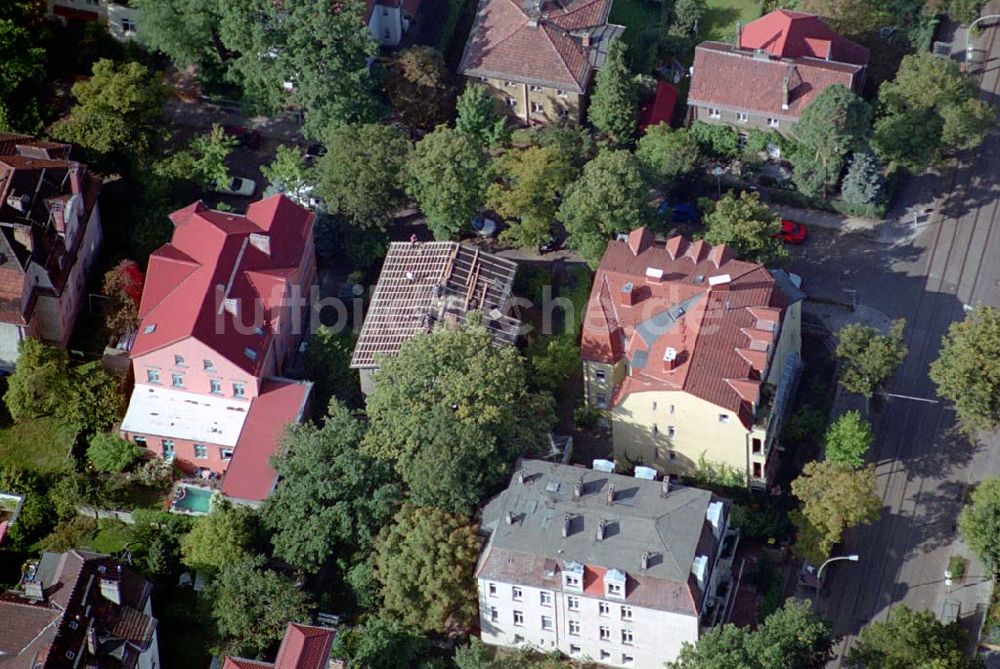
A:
[121,384,250,446]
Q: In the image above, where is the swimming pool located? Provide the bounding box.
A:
[170,484,214,515]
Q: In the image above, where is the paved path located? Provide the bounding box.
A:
[816,5,1000,663]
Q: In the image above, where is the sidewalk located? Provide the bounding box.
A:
[765,202,881,236]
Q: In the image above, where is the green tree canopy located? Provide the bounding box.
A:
[873,53,995,171]
[847,606,981,669]
[526,334,580,397]
[701,191,788,266]
[841,151,887,216]
[824,410,873,469]
[0,17,45,132]
[790,84,871,197]
[217,0,380,139]
[262,144,314,203]
[455,84,509,148]
[315,123,410,230]
[588,40,637,143]
[0,467,55,549]
[131,0,227,69]
[363,325,554,514]
[669,0,706,36]
[385,46,456,131]
[487,145,574,249]
[635,124,700,190]
[670,599,832,669]
[209,556,312,657]
[157,124,238,190]
[959,477,1000,574]
[302,326,361,414]
[533,123,596,171]
[930,306,1000,433]
[329,616,428,669]
[4,339,71,421]
[406,126,488,240]
[102,259,144,337]
[791,461,881,563]
[375,504,479,634]
[51,59,166,171]
[797,0,892,36]
[180,501,256,573]
[57,362,125,433]
[262,400,400,573]
[835,319,908,398]
[557,149,651,267]
[86,433,144,473]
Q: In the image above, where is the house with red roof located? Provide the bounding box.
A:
[119,195,316,505]
[581,229,804,488]
[687,9,869,136]
[0,549,159,669]
[0,133,104,370]
[224,623,337,669]
[458,0,624,125]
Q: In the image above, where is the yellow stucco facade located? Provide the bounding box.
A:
[585,301,802,488]
[473,77,584,125]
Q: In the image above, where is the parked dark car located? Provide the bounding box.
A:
[657,200,700,224]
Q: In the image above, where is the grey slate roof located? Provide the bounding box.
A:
[481,460,722,586]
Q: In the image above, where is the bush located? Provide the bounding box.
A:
[690,121,740,158]
[730,502,793,541]
[42,516,99,552]
[87,433,144,473]
[574,403,601,430]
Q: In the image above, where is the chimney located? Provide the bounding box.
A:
[663,346,678,371]
[735,21,742,48]
[562,513,572,538]
[620,282,636,306]
[517,470,525,485]
[781,76,790,110]
[573,476,583,500]
[249,232,271,255]
[606,483,615,505]
[661,477,670,498]
[596,518,607,541]
[87,626,99,656]
[582,32,592,48]
[641,551,650,570]
[69,162,83,194]
[505,511,514,525]
[12,224,33,252]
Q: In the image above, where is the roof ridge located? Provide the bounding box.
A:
[541,23,589,86]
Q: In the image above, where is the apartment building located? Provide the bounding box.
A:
[477,460,738,668]
[46,0,139,41]
[687,9,868,136]
[0,133,104,369]
[580,228,803,488]
[458,0,624,125]
[120,195,316,504]
[350,240,521,395]
[0,549,159,669]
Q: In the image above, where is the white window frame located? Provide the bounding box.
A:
[599,602,610,617]
[736,111,749,123]
[146,369,160,384]
[621,605,633,620]
[708,108,721,119]
[512,586,523,601]
[622,629,634,645]
[569,619,581,636]
[530,101,544,114]
[540,591,552,607]
[488,582,497,597]
[530,85,543,92]
[767,118,779,128]
[541,615,553,631]
[194,444,207,459]
[599,625,610,641]
[719,414,731,424]
[171,372,184,388]
[567,595,579,611]
[513,610,524,626]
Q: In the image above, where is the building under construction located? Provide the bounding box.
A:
[351,240,521,395]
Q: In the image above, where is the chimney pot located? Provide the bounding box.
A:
[781,76,791,110]
[562,513,571,537]
[505,511,514,525]
[596,518,607,541]
[606,483,615,505]
[661,477,670,498]
[641,551,650,570]
[582,33,592,48]
[573,476,583,500]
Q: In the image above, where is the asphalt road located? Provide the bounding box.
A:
[781,8,1000,663]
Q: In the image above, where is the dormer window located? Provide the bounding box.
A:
[604,568,626,599]
[607,582,623,597]
[563,561,583,591]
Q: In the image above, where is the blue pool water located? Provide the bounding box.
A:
[171,485,214,515]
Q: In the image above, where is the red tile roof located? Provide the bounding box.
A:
[224,623,335,669]
[132,196,314,375]
[688,42,863,120]
[220,378,312,503]
[581,231,790,428]
[459,0,616,93]
[739,9,868,65]
[638,81,679,131]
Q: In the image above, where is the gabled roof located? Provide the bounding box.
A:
[458,0,623,93]
[477,460,727,616]
[0,550,156,669]
[351,241,520,369]
[582,230,794,428]
[688,41,862,120]
[739,9,869,65]
[224,623,335,669]
[132,196,314,375]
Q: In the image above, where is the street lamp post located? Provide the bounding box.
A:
[815,554,860,594]
[965,15,1000,70]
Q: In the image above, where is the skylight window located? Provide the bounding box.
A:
[143,324,156,334]
[244,348,258,361]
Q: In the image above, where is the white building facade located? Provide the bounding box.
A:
[477,460,739,669]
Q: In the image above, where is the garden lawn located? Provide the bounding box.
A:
[0,416,76,474]
[79,519,131,554]
[702,0,762,42]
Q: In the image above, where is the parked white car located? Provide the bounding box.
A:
[213,176,256,197]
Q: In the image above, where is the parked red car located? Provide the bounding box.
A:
[223,125,262,149]
[774,219,808,244]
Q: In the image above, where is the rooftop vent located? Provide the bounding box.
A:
[707,501,725,539]
[592,459,615,473]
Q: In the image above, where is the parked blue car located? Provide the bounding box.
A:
[657,201,700,224]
